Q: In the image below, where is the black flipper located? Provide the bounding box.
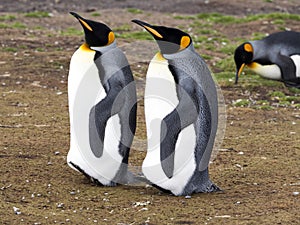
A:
[89,85,125,158]
[273,53,298,87]
[160,78,199,178]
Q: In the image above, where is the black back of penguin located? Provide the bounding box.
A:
[252,31,300,61]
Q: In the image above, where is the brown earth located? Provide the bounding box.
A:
[0,1,300,225]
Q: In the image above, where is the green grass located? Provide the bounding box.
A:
[233,99,251,107]
[289,88,300,94]
[24,11,51,18]
[214,72,235,86]
[60,27,83,36]
[215,57,235,72]
[116,31,153,40]
[0,22,26,29]
[2,47,17,52]
[0,23,9,28]
[191,12,300,25]
[12,22,27,29]
[114,24,132,32]
[35,47,45,52]
[127,8,143,14]
[0,15,16,21]
[91,12,101,17]
[173,15,196,20]
[268,91,286,98]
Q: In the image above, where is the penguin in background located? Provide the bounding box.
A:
[132,20,220,196]
[67,12,137,186]
[234,31,300,88]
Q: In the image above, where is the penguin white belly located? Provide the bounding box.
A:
[248,62,281,80]
[67,47,122,185]
[291,55,300,78]
[143,53,196,195]
[249,55,300,80]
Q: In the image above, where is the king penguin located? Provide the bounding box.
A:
[67,12,137,186]
[132,20,220,196]
[234,31,300,88]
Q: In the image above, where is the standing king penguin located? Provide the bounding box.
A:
[132,20,220,196]
[67,12,137,186]
[234,31,300,88]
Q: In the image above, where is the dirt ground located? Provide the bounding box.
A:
[0,0,299,224]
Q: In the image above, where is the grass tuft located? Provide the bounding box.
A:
[127,8,143,14]
[0,15,16,21]
[116,31,153,40]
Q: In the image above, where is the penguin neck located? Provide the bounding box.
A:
[250,40,266,61]
[162,44,195,60]
[90,41,117,53]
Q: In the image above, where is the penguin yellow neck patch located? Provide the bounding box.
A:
[155,52,166,61]
[144,26,163,38]
[79,18,93,31]
[180,36,190,50]
[244,43,253,52]
[80,43,94,52]
[247,62,259,69]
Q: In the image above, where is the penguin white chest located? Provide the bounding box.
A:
[291,55,300,78]
[143,53,196,195]
[248,62,281,80]
[248,55,300,80]
[67,47,122,185]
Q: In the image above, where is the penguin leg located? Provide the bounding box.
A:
[160,90,198,178]
[273,53,297,86]
[89,87,125,158]
[113,102,137,184]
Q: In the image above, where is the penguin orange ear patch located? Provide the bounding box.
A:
[244,43,253,52]
[180,36,191,50]
[107,31,115,45]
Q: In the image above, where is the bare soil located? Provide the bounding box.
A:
[0,1,299,224]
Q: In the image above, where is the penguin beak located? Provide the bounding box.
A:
[70,12,93,32]
[132,19,163,39]
[235,63,245,84]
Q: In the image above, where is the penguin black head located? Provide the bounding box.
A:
[234,42,254,84]
[70,12,115,48]
[132,19,192,55]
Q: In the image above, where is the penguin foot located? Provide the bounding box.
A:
[205,182,222,193]
[191,179,222,194]
[69,162,117,186]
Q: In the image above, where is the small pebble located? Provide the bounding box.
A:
[293,191,299,196]
[185,195,192,199]
[57,203,64,208]
[13,206,21,215]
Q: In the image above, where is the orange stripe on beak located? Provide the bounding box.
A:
[79,18,93,31]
